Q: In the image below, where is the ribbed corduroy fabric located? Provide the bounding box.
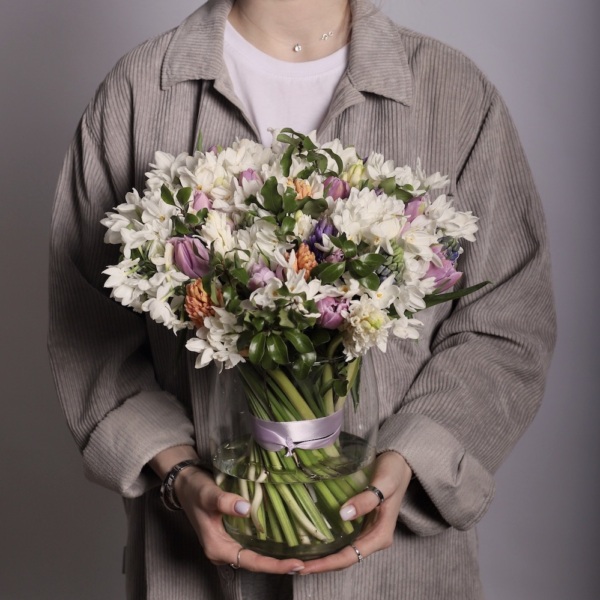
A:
[48,1,556,598]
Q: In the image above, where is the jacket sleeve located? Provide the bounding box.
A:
[376,88,556,535]
[48,107,195,499]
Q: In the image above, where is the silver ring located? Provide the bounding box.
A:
[350,543,364,564]
[229,547,244,570]
[365,484,385,505]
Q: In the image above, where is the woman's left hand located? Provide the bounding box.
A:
[300,451,412,575]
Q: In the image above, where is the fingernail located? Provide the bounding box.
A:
[234,500,251,515]
[340,505,357,521]
[287,566,305,574]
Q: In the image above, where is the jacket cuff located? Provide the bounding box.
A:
[377,413,495,535]
[82,391,195,498]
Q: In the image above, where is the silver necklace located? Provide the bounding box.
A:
[293,31,334,53]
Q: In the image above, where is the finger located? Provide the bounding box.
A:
[198,483,252,518]
[235,549,305,575]
[300,544,362,575]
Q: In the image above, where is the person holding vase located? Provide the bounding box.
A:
[49,0,556,599]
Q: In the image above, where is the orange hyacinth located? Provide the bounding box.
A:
[185,279,215,328]
[297,243,318,281]
[288,178,312,199]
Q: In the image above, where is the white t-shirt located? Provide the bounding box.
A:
[224,21,349,146]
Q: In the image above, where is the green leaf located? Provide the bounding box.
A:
[321,148,343,175]
[172,218,190,235]
[359,273,381,291]
[283,330,314,354]
[349,253,386,277]
[177,187,192,205]
[281,145,294,177]
[266,334,290,365]
[309,329,331,347]
[231,267,250,286]
[249,332,267,365]
[301,198,329,218]
[394,188,414,202]
[282,187,298,213]
[280,216,297,235]
[236,330,254,352]
[161,184,175,206]
[291,351,317,379]
[261,177,283,214]
[278,309,296,329]
[184,212,200,226]
[380,177,397,196]
[311,261,346,284]
[195,130,203,152]
[424,281,491,307]
[333,379,349,398]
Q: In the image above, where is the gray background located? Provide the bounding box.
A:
[0,0,598,598]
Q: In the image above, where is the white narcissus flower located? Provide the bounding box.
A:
[426,194,478,241]
[367,276,401,310]
[331,187,405,251]
[200,210,236,256]
[342,295,392,358]
[186,308,244,370]
[391,315,423,340]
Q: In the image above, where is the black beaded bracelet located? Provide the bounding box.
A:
[160,459,202,511]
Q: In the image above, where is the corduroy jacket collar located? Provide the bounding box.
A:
[160,0,412,107]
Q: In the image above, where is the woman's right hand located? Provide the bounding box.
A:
[150,446,305,575]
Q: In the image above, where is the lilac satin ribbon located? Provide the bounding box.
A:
[248,411,344,456]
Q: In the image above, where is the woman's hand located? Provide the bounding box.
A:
[176,466,305,574]
[300,451,413,575]
[150,445,305,575]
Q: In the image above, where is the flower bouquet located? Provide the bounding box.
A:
[101,129,484,558]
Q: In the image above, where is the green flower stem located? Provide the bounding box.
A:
[335,357,361,412]
[264,497,284,543]
[313,481,355,535]
[267,370,317,420]
[322,363,335,415]
[275,483,331,542]
[264,483,300,547]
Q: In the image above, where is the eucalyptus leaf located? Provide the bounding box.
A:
[301,198,329,218]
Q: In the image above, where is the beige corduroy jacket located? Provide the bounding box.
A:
[49,1,556,598]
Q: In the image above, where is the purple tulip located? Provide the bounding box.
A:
[170,237,210,279]
[248,262,276,291]
[192,190,212,211]
[323,176,350,200]
[316,297,349,329]
[404,197,427,222]
[426,245,462,293]
[239,169,262,185]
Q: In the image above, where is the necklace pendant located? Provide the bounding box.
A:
[321,31,334,41]
[293,43,302,53]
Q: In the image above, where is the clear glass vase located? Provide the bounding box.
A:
[209,352,379,560]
